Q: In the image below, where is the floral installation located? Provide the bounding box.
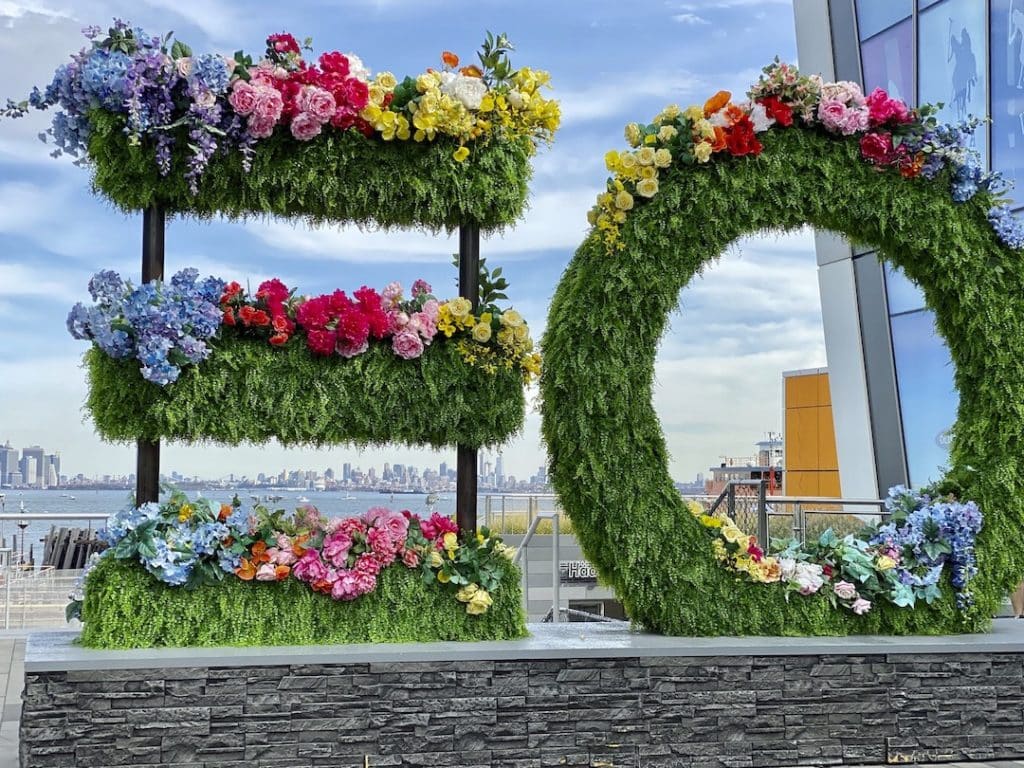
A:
[86,495,515,616]
[692,484,982,616]
[67,268,223,386]
[4,23,559,189]
[589,59,1024,252]
[69,270,541,385]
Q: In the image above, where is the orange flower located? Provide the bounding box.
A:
[441,50,459,69]
[218,503,232,522]
[235,558,256,581]
[251,540,270,565]
[710,126,729,153]
[703,90,731,117]
[459,64,483,78]
[722,103,746,126]
[275,565,291,581]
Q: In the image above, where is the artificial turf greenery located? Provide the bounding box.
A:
[541,126,1023,636]
[80,556,527,648]
[85,338,525,448]
[86,110,533,230]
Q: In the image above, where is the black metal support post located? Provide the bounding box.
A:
[135,204,165,505]
[456,224,481,534]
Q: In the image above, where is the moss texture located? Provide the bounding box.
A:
[86,110,533,231]
[541,127,1021,635]
[80,556,527,648]
[85,338,525,449]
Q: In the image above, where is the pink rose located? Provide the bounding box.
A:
[381,281,403,308]
[352,570,376,595]
[389,311,410,333]
[228,80,258,116]
[421,299,440,322]
[276,533,293,551]
[833,580,857,600]
[355,552,382,576]
[297,85,336,123]
[248,114,276,139]
[267,546,298,567]
[402,548,420,568]
[866,87,911,127]
[367,527,397,561]
[290,111,323,141]
[837,106,869,135]
[255,563,278,581]
[364,507,410,543]
[253,87,284,123]
[392,330,424,360]
[175,57,193,78]
[335,337,369,358]
[410,312,437,342]
[851,597,872,615]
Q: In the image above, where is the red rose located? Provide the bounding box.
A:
[220,281,242,304]
[859,131,894,166]
[238,305,257,325]
[222,309,236,326]
[267,33,301,55]
[272,314,293,334]
[269,332,289,347]
[758,96,793,127]
[319,51,350,76]
[725,116,762,157]
[250,309,271,327]
[822,565,834,578]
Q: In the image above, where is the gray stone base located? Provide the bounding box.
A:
[19,622,1024,767]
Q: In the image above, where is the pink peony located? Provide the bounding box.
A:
[229,80,257,116]
[860,131,894,165]
[355,552,383,575]
[833,580,857,600]
[367,526,396,560]
[818,98,868,135]
[419,512,458,542]
[352,569,376,595]
[421,299,440,322]
[335,337,369,358]
[381,281,403,308]
[851,597,872,615]
[290,111,323,141]
[247,113,276,140]
[338,517,367,537]
[255,563,278,581]
[388,311,410,333]
[365,507,410,544]
[322,530,353,568]
[410,312,437,342]
[292,549,327,583]
[253,88,284,123]
[297,85,337,123]
[392,330,424,360]
[866,87,911,127]
[401,548,420,568]
[267,546,298,567]
[306,329,337,356]
[331,571,360,600]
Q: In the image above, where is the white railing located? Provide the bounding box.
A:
[512,511,561,623]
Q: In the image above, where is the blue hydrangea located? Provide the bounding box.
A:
[99,501,162,547]
[80,49,132,109]
[188,53,231,95]
[988,205,1024,249]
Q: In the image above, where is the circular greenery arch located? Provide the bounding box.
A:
[541,127,1023,635]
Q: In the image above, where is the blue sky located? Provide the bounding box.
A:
[0,0,825,483]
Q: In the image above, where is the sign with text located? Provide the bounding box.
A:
[560,560,599,584]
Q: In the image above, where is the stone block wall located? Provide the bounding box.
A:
[20,651,1024,767]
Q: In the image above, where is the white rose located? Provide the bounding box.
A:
[778,557,797,582]
[507,90,525,109]
[176,56,193,78]
[442,74,488,110]
[344,52,371,82]
[746,102,775,133]
[707,109,731,128]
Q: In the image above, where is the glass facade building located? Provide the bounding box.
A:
[794,1,1024,493]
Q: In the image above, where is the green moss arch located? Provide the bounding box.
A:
[541,127,1024,635]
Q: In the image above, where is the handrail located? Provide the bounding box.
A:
[707,479,763,515]
[0,513,109,521]
[512,511,561,624]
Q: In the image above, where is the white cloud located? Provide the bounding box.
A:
[0,262,83,301]
[556,71,708,125]
[673,13,709,24]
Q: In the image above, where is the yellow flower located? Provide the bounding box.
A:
[711,539,728,561]
[876,555,897,571]
[613,210,627,223]
[453,146,470,162]
[657,125,678,142]
[683,104,704,122]
[448,297,472,319]
[456,583,479,603]
[635,178,659,198]
[437,570,451,583]
[698,514,723,529]
[636,146,656,166]
[494,541,516,560]
[513,324,529,342]
[640,166,657,180]
[442,532,458,551]
[618,152,638,172]
[604,150,621,172]
[721,524,746,544]
[695,119,716,140]
[177,503,193,523]
[466,588,493,615]
[428,550,444,568]
[624,122,642,147]
[472,322,492,343]
[376,71,397,90]
[523,352,542,378]
[654,148,672,168]
[660,104,681,122]
[500,309,524,328]
[614,190,634,211]
[694,141,713,163]
[643,134,657,145]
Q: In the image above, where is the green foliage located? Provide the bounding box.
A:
[80,556,527,648]
[86,109,533,230]
[542,126,1022,635]
[85,337,524,448]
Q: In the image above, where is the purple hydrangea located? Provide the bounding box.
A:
[988,205,1024,249]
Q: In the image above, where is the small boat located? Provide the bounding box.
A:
[297,495,310,503]
[342,494,356,500]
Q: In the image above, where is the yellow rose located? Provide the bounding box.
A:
[448,297,472,319]
[472,323,492,343]
[876,555,896,571]
[721,524,745,544]
[513,324,529,342]
[500,309,524,328]
[657,125,678,142]
[635,178,659,198]
[698,514,723,529]
[604,150,620,172]
[453,146,470,162]
[618,152,638,171]
[494,542,515,560]
[456,583,479,603]
[442,532,458,551]
[624,122,642,147]
[466,588,493,615]
[660,104,681,121]
[683,104,704,122]
[177,503,193,523]
[377,72,398,89]
[497,327,514,346]
[694,141,713,163]
[636,146,656,166]
[640,166,657,180]
[428,550,444,568]
[613,210,627,223]
[614,190,634,211]
[654,148,672,168]
[695,119,716,140]
[644,134,657,145]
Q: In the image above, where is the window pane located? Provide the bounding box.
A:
[861,17,914,104]
[856,0,912,41]
[992,0,1024,205]
[919,0,989,163]
[889,310,958,486]
[884,263,926,315]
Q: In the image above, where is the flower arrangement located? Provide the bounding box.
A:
[589,59,1024,252]
[84,494,515,617]
[69,270,541,385]
[693,484,982,615]
[67,268,224,385]
[4,22,559,194]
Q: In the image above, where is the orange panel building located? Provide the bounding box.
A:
[783,368,840,498]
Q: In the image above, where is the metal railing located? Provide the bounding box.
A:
[481,493,559,534]
[512,510,561,623]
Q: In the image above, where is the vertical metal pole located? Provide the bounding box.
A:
[551,513,560,623]
[757,479,768,546]
[456,223,480,534]
[136,204,165,506]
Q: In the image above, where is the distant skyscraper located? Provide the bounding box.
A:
[19,456,37,488]
[439,461,447,478]
[343,462,352,482]
[495,453,505,488]
[46,454,60,484]
[383,462,392,481]
[21,445,45,487]
[0,443,18,486]
[324,468,335,481]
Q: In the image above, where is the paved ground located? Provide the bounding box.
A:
[0,636,24,768]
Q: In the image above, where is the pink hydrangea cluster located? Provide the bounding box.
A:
[816,80,869,136]
[291,507,420,601]
[295,286,389,358]
[384,280,441,361]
